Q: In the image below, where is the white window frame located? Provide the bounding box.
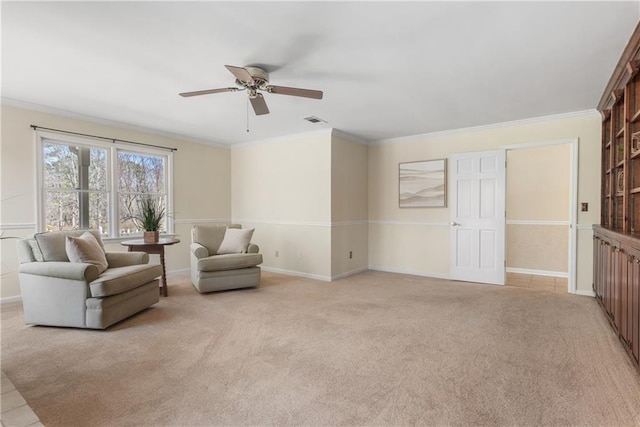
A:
[35,130,174,241]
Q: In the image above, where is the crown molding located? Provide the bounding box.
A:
[371,109,599,146]
[1,97,230,149]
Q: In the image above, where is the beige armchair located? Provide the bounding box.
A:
[190,224,262,293]
[17,230,162,329]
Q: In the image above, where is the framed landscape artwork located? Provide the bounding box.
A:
[399,159,447,208]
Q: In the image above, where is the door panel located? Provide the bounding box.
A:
[479,230,497,269]
[480,178,496,218]
[457,180,473,218]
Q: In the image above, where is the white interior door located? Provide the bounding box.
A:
[449,150,506,285]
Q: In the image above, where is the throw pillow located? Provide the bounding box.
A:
[65,232,109,274]
[217,228,255,255]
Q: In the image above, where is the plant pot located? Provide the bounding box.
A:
[143,231,159,243]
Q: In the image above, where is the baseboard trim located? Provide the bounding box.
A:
[575,290,595,297]
[368,265,449,280]
[506,267,568,278]
[331,266,369,281]
[261,266,332,282]
[1,295,22,304]
[167,268,189,276]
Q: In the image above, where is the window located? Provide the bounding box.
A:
[37,131,173,239]
[118,151,167,236]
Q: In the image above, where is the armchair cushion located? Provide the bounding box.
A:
[19,261,100,282]
[197,253,263,272]
[192,224,240,255]
[217,228,255,254]
[66,232,108,274]
[33,230,105,262]
[190,243,208,259]
[105,251,149,268]
[89,264,163,297]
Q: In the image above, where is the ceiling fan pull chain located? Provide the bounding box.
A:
[246,98,250,133]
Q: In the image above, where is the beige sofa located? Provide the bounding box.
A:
[190,224,262,293]
[17,230,162,329]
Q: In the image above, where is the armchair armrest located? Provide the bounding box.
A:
[106,251,149,268]
[19,261,99,282]
[247,243,259,254]
[191,243,209,259]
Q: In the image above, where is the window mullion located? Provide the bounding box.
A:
[109,146,119,239]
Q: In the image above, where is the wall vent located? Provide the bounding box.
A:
[303,116,328,124]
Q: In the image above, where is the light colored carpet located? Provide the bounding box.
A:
[2,270,640,426]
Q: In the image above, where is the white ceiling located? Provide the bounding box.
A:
[2,1,639,145]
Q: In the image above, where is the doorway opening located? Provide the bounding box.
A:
[503,139,578,294]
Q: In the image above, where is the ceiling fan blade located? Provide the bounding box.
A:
[249,93,270,115]
[179,87,237,97]
[225,65,254,84]
[267,85,323,99]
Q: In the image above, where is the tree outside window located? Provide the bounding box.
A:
[43,142,108,233]
[118,151,166,236]
[40,137,171,238]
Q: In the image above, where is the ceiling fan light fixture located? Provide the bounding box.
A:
[180,64,323,116]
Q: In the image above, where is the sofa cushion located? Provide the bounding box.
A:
[217,228,255,254]
[197,253,263,272]
[33,230,105,262]
[66,232,108,274]
[89,264,163,297]
[192,224,241,255]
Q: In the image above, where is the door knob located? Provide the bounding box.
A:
[450,222,460,226]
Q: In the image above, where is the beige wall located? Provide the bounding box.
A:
[230,130,369,280]
[368,112,600,293]
[506,144,570,274]
[331,133,368,278]
[1,105,601,299]
[231,130,333,279]
[0,104,231,299]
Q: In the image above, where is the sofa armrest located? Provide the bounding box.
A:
[105,251,149,268]
[191,243,209,259]
[247,243,259,254]
[19,261,99,282]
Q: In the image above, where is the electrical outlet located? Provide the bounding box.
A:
[275,250,279,258]
[297,250,303,259]
[581,202,588,212]
[349,251,353,259]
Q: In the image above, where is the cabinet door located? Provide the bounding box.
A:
[620,252,631,346]
[604,242,615,319]
[594,236,604,301]
[631,249,640,364]
[613,245,624,332]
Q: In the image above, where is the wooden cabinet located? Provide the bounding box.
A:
[593,227,640,369]
[595,23,640,373]
[601,62,640,230]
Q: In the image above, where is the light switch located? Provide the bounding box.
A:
[581,202,588,212]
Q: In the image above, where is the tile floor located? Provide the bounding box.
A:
[1,371,42,427]
[506,272,569,294]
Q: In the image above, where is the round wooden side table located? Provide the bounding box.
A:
[121,237,180,297]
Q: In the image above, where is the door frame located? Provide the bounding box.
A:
[501,138,579,294]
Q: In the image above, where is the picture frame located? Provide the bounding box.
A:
[399,159,447,208]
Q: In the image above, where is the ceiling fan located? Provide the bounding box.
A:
[179,65,323,116]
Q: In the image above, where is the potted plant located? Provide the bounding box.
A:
[133,196,165,243]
